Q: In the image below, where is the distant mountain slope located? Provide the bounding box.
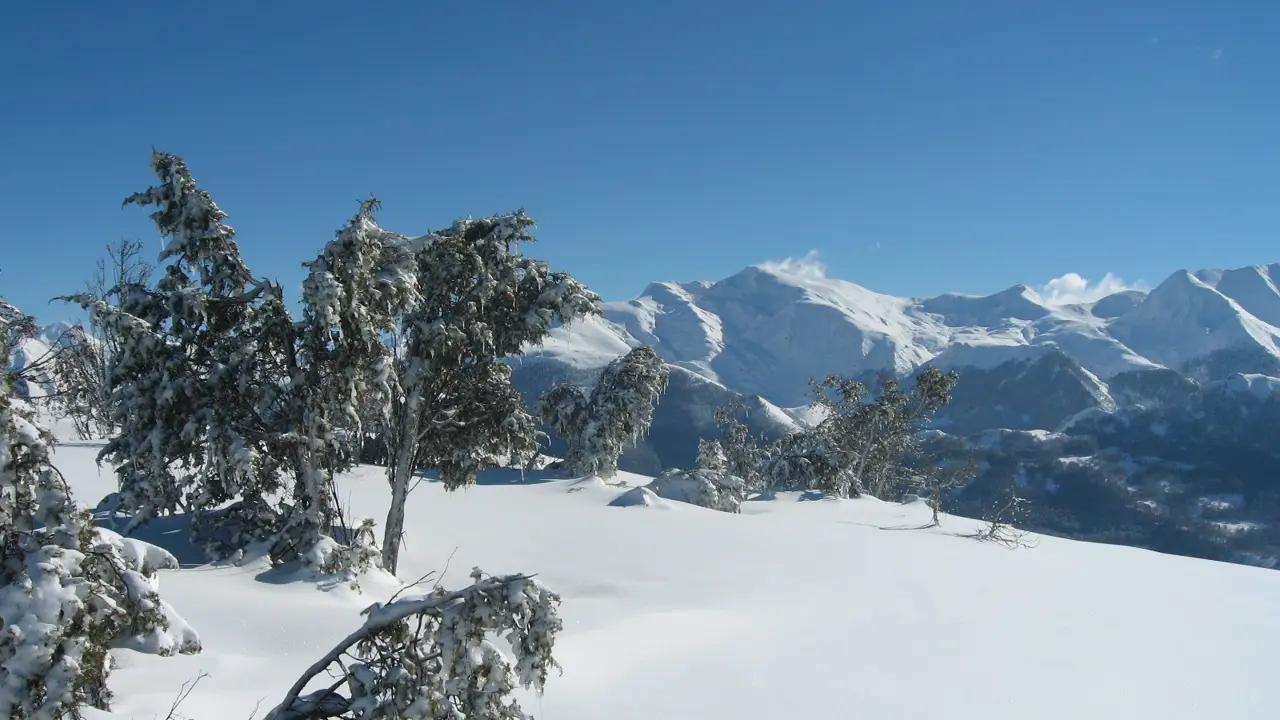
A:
[525,262,1280,422]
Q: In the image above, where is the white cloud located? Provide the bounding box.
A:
[1211,48,1224,61]
[1037,272,1150,306]
[758,249,827,279]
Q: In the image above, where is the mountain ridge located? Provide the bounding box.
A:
[530,261,1280,411]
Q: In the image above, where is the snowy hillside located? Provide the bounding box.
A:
[51,437,1280,720]
[528,261,1280,408]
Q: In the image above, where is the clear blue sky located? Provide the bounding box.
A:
[2,1,1277,318]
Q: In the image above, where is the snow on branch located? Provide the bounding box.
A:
[267,569,561,720]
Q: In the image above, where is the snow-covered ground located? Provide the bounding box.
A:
[54,434,1280,720]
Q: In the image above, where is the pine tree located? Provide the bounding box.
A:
[381,212,599,574]
[539,345,670,478]
[1,299,198,719]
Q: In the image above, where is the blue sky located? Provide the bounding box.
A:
[2,1,1276,318]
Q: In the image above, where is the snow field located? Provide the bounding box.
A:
[53,441,1280,720]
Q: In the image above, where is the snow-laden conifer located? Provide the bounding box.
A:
[539,345,669,478]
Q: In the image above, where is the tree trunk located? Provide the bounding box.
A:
[381,385,422,574]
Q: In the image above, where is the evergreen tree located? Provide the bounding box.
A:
[539,345,670,478]
[382,212,599,573]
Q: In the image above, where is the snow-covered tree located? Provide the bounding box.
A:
[70,152,293,545]
[280,198,421,571]
[53,240,153,440]
[1,298,198,719]
[704,368,959,499]
[539,345,669,478]
[72,158,417,577]
[67,153,600,580]
[381,212,599,574]
[907,450,978,528]
[696,398,769,489]
[267,569,561,720]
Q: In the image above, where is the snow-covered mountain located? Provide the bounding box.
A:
[524,261,1280,416]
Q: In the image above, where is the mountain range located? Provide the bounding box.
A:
[512,261,1280,568]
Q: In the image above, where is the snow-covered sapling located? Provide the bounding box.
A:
[53,239,153,440]
[915,452,978,528]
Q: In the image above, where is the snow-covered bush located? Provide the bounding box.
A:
[540,345,669,478]
[85,528,202,657]
[314,517,383,591]
[1,299,198,718]
[267,569,562,720]
[646,468,746,513]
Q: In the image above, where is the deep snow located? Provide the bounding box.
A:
[49,432,1280,720]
